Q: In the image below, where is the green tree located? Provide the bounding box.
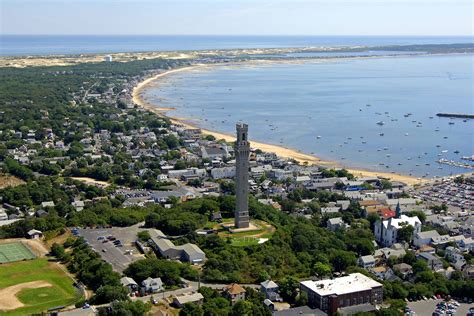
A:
[313,262,332,278]
[279,276,299,303]
[231,300,253,316]
[397,224,414,243]
[90,285,129,304]
[180,303,204,316]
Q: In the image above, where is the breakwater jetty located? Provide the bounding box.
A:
[436,113,474,119]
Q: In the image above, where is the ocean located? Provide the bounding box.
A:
[143,54,474,178]
[1,35,474,56]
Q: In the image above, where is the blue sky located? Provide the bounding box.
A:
[1,0,473,35]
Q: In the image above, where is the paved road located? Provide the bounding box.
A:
[132,279,260,304]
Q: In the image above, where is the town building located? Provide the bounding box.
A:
[173,293,204,307]
[120,277,138,292]
[417,253,444,271]
[260,280,281,301]
[358,255,376,269]
[141,277,163,293]
[27,229,43,239]
[327,217,346,232]
[300,273,383,315]
[148,229,206,264]
[223,283,246,304]
[413,230,440,248]
[374,214,421,246]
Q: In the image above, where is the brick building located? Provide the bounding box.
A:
[300,273,383,315]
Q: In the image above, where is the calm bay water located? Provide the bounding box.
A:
[1,35,473,56]
[144,54,474,178]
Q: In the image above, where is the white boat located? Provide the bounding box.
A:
[376,121,385,126]
[316,136,322,139]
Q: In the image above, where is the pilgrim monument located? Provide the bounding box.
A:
[234,123,250,228]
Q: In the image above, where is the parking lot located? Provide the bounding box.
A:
[75,223,150,272]
[408,298,473,316]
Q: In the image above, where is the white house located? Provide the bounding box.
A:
[211,166,235,179]
[414,230,440,248]
[27,229,43,239]
[374,215,421,247]
[260,280,281,301]
[358,255,376,269]
[141,277,163,293]
[327,217,346,232]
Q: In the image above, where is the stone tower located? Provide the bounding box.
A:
[234,123,250,229]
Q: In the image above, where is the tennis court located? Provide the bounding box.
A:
[0,242,36,263]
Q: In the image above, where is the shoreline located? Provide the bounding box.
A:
[132,62,433,186]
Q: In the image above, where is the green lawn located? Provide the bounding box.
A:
[230,237,260,247]
[0,258,82,316]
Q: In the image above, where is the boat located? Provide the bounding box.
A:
[316,136,322,139]
[379,133,384,136]
[405,133,409,136]
[376,121,385,126]
[441,150,448,153]
[449,122,455,125]
[454,150,460,154]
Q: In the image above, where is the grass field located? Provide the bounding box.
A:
[0,242,36,263]
[0,258,82,315]
[215,219,276,246]
[229,237,260,246]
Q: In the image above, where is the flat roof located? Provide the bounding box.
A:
[300,273,382,297]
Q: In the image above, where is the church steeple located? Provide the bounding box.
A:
[395,201,401,218]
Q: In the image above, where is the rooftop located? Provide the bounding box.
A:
[300,273,382,297]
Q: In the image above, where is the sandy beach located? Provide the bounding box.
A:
[132,64,428,186]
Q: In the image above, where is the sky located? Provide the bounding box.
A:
[1,0,473,36]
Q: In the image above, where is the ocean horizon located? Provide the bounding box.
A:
[1,34,473,56]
